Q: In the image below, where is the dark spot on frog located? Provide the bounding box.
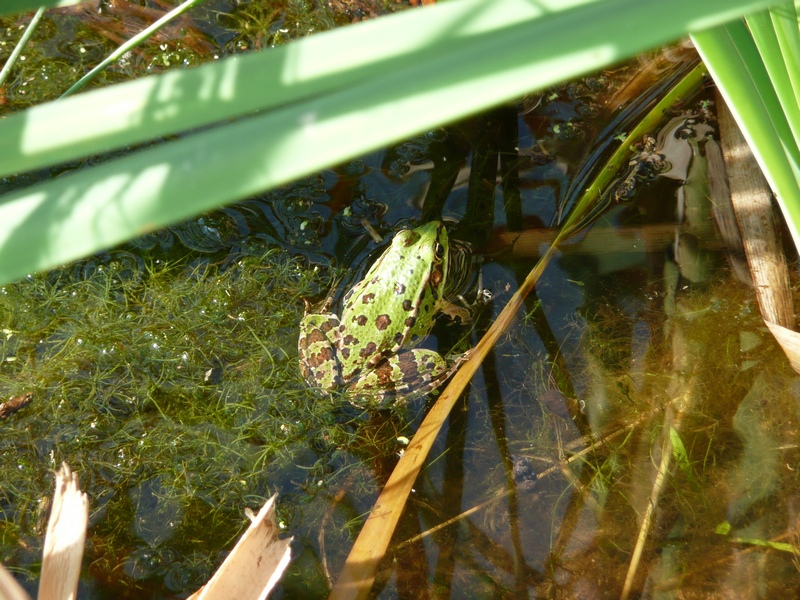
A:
[375,314,392,330]
[304,330,328,345]
[405,316,416,328]
[394,283,406,295]
[307,346,335,368]
[402,299,413,311]
[359,342,378,358]
[361,293,375,304]
[402,231,421,246]
[410,334,420,344]
[354,315,368,326]
[393,332,404,345]
[340,347,351,360]
[397,354,421,382]
[342,334,358,346]
[373,361,396,388]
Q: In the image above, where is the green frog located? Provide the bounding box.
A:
[298,221,469,406]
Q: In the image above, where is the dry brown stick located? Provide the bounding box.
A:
[0,392,33,420]
[718,94,794,328]
[328,242,563,600]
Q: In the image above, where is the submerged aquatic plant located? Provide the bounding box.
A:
[0,248,371,594]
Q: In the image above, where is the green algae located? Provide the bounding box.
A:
[0,248,351,593]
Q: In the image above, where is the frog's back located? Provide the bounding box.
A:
[337,222,447,380]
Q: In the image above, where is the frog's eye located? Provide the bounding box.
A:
[434,243,446,262]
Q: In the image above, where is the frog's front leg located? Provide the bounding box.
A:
[298,313,343,391]
[347,348,453,406]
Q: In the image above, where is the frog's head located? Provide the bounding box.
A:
[393,221,449,299]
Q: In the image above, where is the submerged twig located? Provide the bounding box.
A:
[0,391,33,420]
[620,345,698,599]
[397,403,661,550]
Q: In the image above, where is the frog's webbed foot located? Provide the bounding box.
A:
[440,300,472,324]
[440,286,493,325]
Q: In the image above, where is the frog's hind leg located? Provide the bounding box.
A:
[298,313,343,391]
[348,349,454,407]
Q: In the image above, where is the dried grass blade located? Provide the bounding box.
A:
[0,563,31,600]
[328,242,561,600]
[38,463,88,600]
[621,341,699,599]
[717,92,800,371]
[190,495,291,600]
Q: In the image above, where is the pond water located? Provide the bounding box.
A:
[2,5,800,600]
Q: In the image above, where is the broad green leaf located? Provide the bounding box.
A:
[0,0,774,180]
[746,8,800,154]
[0,0,778,284]
[692,19,800,250]
[770,4,800,108]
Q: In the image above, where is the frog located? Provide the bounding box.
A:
[298,220,469,406]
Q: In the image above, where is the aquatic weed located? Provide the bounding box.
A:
[0,248,378,593]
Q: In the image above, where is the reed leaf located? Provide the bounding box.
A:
[0,0,777,284]
[692,18,800,249]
